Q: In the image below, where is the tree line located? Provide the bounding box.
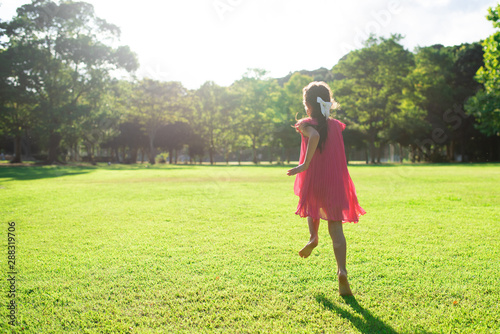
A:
[1,1,499,165]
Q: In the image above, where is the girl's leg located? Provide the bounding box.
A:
[328,220,352,296]
[299,217,320,258]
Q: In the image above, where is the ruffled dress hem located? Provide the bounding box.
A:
[294,210,366,223]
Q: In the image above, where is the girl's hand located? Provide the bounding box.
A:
[287,164,308,176]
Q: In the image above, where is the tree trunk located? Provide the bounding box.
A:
[122,146,127,163]
[238,150,241,165]
[366,130,377,164]
[209,146,214,165]
[169,149,173,164]
[22,131,33,161]
[130,148,138,164]
[495,136,500,162]
[84,142,95,165]
[77,144,81,162]
[252,140,258,164]
[399,143,403,164]
[494,137,500,162]
[448,140,455,162]
[69,143,74,162]
[209,127,215,165]
[376,143,383,164]
[47,132,62,164]
[91,144,96,165]
[487,137,494,162]
[174,149,178,164]
[370,141,376,164]
[149,135,156,164]
[140,148,145,163]
[11,134,22,163]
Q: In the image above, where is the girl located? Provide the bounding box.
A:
[287,81,366,296]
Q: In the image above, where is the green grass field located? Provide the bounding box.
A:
[0,163,499,333]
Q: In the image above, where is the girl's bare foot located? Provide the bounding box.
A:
[298,238,318,258]
[338,271,352,296]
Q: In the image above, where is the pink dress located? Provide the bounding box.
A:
[294,117,366,223]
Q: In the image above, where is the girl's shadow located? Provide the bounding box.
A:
[315,293,401,334]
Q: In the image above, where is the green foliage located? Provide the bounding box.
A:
[193,81,236,164]
[232,69,280,164]
[475,28,500,92]
[332,35,414,162]
[127,79,189,164]
[0,0,138,162]
[0,1,497,164]
[465,90,500,136]
[401,45,454,148]
[399,42,486,161]
[0,164,499,332]
[465,4,500,137]
[486,3,500,29]
[274,73,313,162]
[451,43,484,99]
[0,38,41,162]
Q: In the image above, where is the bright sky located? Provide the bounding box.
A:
[0,0,498,90]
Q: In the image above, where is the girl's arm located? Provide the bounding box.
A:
[287,124,320,176]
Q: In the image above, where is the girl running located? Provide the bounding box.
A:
[287,81,366,295]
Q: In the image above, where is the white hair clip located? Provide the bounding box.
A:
[317,97,332,118]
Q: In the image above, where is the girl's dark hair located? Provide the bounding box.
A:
[301,81,337,153]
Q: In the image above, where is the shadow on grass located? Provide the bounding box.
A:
[0,163,206,180]
[0,166,92,181]
[315,293,401,334]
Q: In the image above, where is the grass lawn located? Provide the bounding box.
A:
[0,163,499,333]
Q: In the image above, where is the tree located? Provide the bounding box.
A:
[129,79,188,164]
[232,69,279,164]
[155,122,192,164]
[399,45,456,161]
[0,44,37,163]
[465,4,500,137]
[332,35,414,163]
[102,120,148,163]
[275,73,312,163]
[67,79,125,163]
[448,43,488,161]
[1,0,138,163]
[194,81,226,165]
[187,132,204,164]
